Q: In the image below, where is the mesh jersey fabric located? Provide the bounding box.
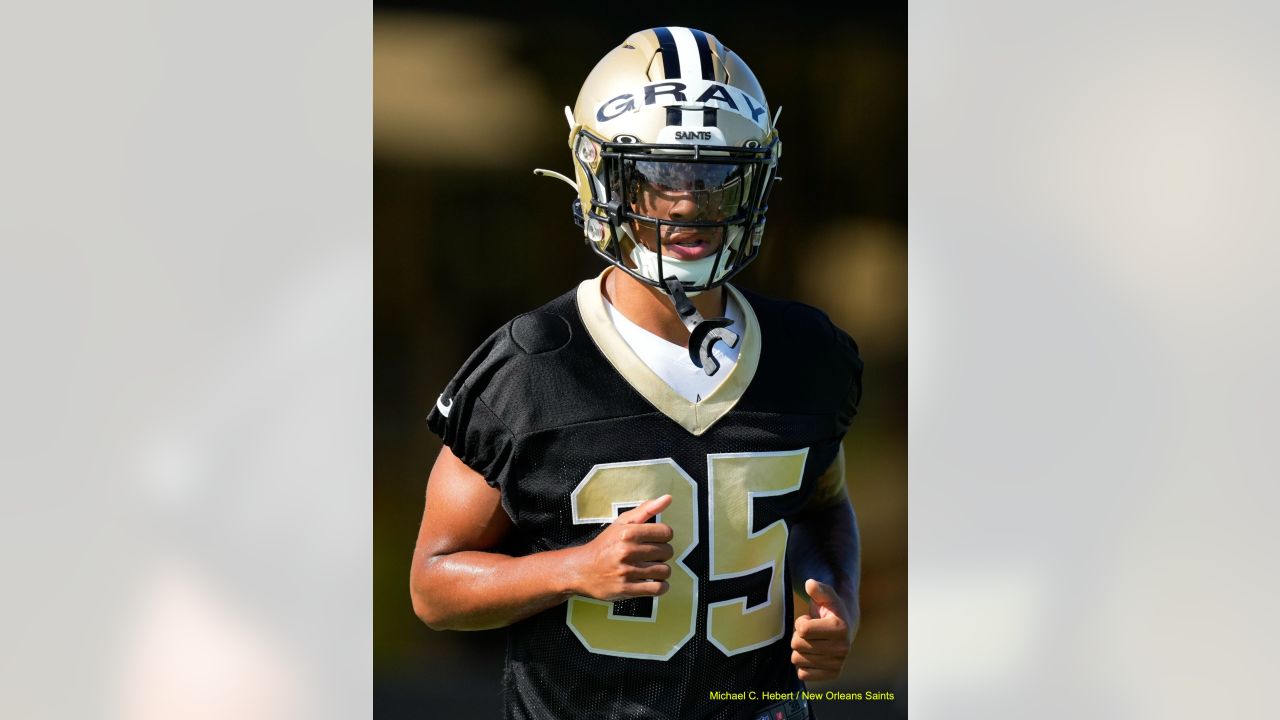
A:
[426,280,862,720]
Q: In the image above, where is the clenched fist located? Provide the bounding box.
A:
[566,495,675,602]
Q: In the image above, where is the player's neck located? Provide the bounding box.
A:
[603,267,726,349]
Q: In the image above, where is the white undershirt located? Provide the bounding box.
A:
[603,293,743,403]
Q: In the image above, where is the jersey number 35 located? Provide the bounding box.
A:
[567,448,808,660]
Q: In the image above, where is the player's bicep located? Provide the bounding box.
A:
[415,445,512,562]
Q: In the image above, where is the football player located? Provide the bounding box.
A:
[411,26,863,720]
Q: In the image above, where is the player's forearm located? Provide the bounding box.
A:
[788,499,861,625]
[411,547,578,631]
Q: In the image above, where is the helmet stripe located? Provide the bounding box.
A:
[667,27,706,82]
[689,29,716,81]
[652,27,681,78]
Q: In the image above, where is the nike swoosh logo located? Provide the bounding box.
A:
[435,394,453,418]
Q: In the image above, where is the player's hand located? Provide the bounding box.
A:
[791,579,855,682]
[566,495,675,602]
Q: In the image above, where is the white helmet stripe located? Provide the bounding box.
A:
[666,27,706,81]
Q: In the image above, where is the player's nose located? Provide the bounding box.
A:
[665,191,702,220]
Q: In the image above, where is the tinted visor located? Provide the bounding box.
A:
[625,159,750,223]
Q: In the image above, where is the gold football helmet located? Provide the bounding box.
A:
[541,26,782,296]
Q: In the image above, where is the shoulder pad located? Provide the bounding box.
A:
[510,310,572,355]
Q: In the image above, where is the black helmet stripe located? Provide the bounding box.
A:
[689,29,715,81]
[652,27,681,78]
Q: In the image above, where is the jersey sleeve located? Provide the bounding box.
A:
[833,325,864,439]
[797,325,861,514]
[426,329,517,490]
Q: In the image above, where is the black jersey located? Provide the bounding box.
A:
[427,271,862,720]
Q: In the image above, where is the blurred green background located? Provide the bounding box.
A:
[374,5,905,718]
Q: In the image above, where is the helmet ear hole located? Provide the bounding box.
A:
[575,135,599,167]
[614,134,639,144]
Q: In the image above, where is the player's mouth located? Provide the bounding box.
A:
[663,233,720,261]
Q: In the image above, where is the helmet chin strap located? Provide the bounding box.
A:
[661,276,739,376]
